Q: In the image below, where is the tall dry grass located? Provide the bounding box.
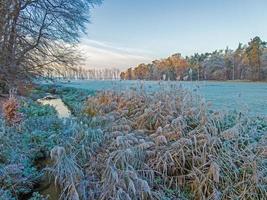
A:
[79,87,266,200]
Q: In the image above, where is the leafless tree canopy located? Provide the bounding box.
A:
[0,0,100,87]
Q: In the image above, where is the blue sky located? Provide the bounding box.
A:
[80,0,267,69]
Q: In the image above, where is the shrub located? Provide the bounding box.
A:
[3,93,22,125]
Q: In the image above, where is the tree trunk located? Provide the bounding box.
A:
[2,0,21,86]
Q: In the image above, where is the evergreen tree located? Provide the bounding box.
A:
[246,36,266,81]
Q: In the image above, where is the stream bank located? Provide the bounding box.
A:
[0,85,93,200]
[29,94,72,199]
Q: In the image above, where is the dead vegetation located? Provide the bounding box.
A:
[47,146,83,200]
[76,87,267,200]
[2,89,22,125]
[5,85,263,199]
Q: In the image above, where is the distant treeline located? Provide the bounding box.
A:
[120,37,267,81]
[45,67,121,80]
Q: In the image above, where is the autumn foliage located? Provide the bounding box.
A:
[3,92,22,125]
[121,53,188,81]
[121,37,267,81]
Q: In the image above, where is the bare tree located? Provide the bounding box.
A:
[0,0,101,88]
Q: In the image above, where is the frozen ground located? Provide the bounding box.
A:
[59,80,267,116]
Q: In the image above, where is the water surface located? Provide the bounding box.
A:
[37,98,71,118]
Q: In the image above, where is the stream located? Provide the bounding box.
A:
[33,158,61,200]
[37,96,71,118]
[34,96,72,199]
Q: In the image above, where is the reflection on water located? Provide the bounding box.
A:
[37,98,71,118]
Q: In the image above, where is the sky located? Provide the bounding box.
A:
[80,0,267,70]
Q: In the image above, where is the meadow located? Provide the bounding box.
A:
[0,82,266,200]
[60,80,267,116]
[2,0,267,199]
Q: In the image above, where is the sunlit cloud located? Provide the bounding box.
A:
[78,39,154,70]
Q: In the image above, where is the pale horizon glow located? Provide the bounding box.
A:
[79,39,155,70]
[80,0,267,69]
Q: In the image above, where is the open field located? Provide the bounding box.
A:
[1,84,266,200]
[59,80,267,116]
[2,0,267,199]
